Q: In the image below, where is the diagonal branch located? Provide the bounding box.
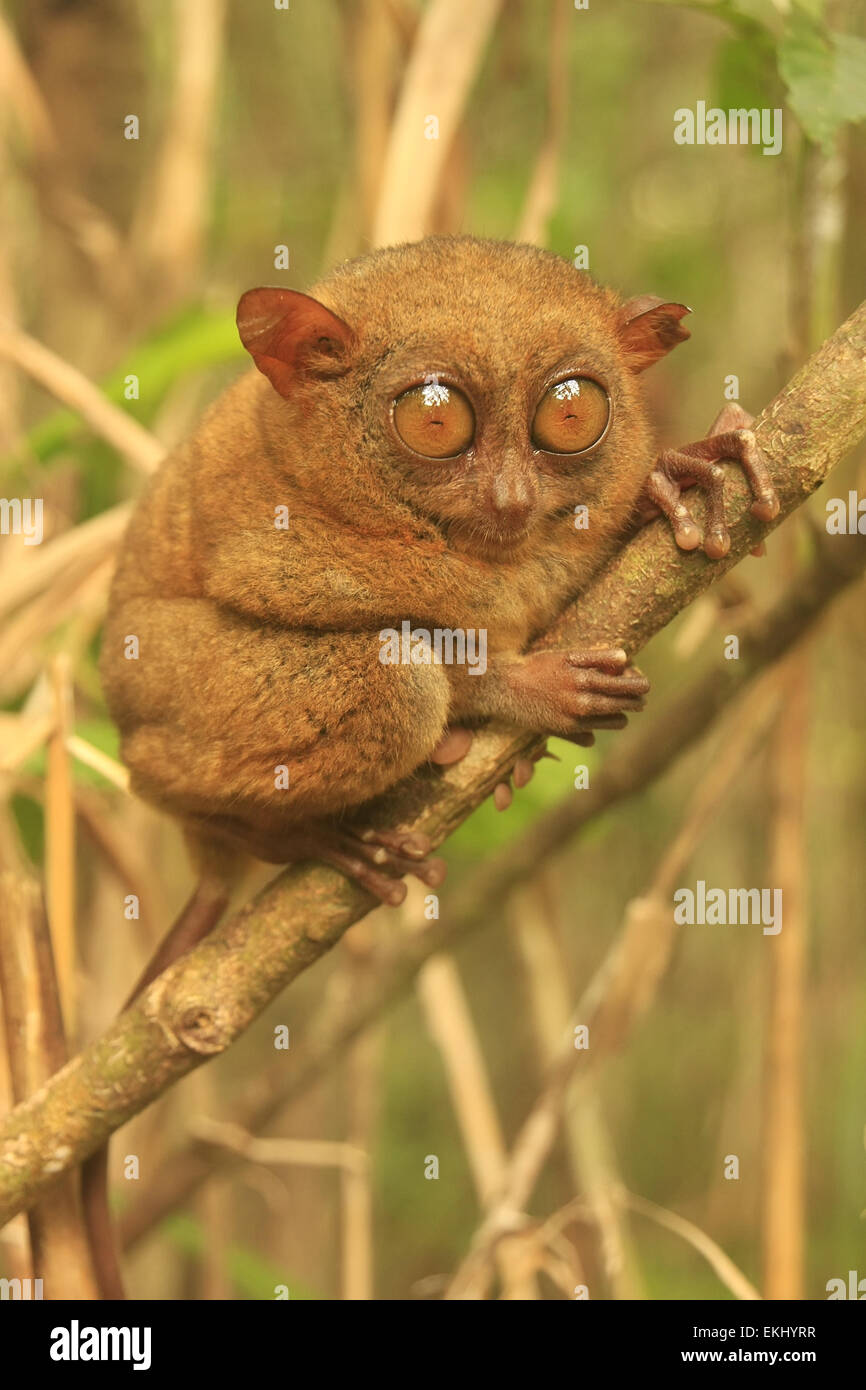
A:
[121,511,866,1250]
[0,301,864,1228]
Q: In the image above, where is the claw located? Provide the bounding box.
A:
[704,527,730,559]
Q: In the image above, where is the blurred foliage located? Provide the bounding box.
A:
[162,1213,321,1300]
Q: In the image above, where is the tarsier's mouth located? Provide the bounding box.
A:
[444,515,532,556]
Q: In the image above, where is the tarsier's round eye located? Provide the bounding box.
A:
[532,377,610,454]
[392,382,475,458]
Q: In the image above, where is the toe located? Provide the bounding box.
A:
[512,758,535,788]
[430,727,474,765]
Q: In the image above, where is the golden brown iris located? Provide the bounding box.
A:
[392,381,475,458]
[532,377,610,455]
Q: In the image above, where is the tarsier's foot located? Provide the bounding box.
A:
[639,404,780,559]
[200,813,445,907]
[337,825,447,905]
[285,824,447,906]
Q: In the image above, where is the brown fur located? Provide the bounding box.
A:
[100,236,687,865]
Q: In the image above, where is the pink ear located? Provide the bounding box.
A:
[618,297,691,373]
[236,288,355,397]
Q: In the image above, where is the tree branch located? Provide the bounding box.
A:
[1,300,864,1228]
[122,515,866,1251]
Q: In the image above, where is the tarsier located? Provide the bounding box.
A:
[89,236,779,1295]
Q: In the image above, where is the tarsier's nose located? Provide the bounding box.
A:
[488,463,536,530]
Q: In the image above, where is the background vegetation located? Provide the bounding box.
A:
[0,0,864,1300]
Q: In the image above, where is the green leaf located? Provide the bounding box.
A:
[639,0,782,39]
[778,14,866,147]
[714,32,781,116]
[726,0,789,35]
[790,0,825,18]
[834,33,866,123]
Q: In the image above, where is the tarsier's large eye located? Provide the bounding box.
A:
[392,382,475,458]
[532,377,610,454]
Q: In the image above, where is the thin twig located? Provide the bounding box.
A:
[45,658,76,1035]
[0,505,132,625]
[515,0,570,245]
[0,15,130,307]
[0,554,116,703]
[65,737,130,794]
[373,0,504,244]
[339,925,380,1301]
[0,325,161,474]
[762,655,809,1298]
[0,874,99,1297]
[130,0,226,311]
[189,1116,369,1177]
[0,713,54,774]
[623,1191,761,1301]
[510,880,643,1299]
[409,881,539,1298]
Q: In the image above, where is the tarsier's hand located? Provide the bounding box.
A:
[431,647,649,809]
[502,646,649,739]
[638,403,780,559]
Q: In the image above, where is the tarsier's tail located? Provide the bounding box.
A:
[81,1146,125,1301]
[81,831,244,1299]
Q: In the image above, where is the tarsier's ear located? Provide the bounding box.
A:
[617,296,691,373]
[236,288,355,397]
